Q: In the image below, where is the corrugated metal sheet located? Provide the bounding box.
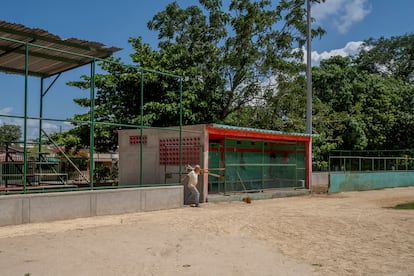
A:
[0,21,121,77]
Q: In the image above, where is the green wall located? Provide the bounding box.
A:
[329,171,414,193]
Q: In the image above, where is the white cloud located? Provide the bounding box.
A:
[312,0,344,21]
[0,107,14,125]
[311,41,364,64]
[0,112,70,140]
[312,0,372,34]
[0,107,13,115]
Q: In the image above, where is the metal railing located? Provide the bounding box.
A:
[0,35,183,194]
[329,155,414,172]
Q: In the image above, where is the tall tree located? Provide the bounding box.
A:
[141,0,324,122]
[312,55,405,151]
[0,124,22,146]
[356,34,414,150]
[357,34,414,84]
[63,0,325,151]
[309,34,414,167]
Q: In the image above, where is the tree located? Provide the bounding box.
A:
[0,124,22,146]
[65,0,325,151]
[356,34,414,150]
[357,34,414,84]
[383,78,414,150]
[312,55,406,152]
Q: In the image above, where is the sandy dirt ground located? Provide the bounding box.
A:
[0,187,413,276]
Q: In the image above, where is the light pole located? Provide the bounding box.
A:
[306,0,312,135]
[306,0,314,190]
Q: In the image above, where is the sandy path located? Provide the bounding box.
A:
[0,187,413,275]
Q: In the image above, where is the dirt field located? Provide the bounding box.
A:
[0,187,413,276]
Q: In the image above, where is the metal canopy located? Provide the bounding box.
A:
[0,20,121,78]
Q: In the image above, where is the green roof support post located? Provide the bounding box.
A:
[38,78,44,181]
[178,78,183,184]
[89,60,96,189]
[39,78,44,161]
[140,68,144,186]
[4,144,9,188]
[23,42,29,193]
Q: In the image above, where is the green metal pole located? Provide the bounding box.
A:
[306,0,312,134]
[179,78,183,183]
[89,60,96,189]
[23,43,29,192]
[37,78,45,182]
[328,156,331,172]
[224,137,227,195]
[39,78,44,160]
[5,144,9,188]
[406,157,408,171]
[140,68,144,185]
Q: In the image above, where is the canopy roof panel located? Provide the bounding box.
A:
[0,20,121,78]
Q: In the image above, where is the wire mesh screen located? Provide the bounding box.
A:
[208,138,306,194]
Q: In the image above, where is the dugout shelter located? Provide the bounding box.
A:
[118,124,312,203]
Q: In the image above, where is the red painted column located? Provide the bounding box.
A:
[306,137,312,189]
[202,128,209,202]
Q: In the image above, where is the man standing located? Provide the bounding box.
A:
[182,164,202,207]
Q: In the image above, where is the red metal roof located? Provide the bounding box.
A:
[206,124,312,142]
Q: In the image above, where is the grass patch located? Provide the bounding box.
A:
[393,201,414,209]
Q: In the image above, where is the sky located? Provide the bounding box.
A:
[1,0,414,138]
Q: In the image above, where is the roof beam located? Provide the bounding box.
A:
[0,38,36,58]
[0,45,89,65]
[0,65,47,77]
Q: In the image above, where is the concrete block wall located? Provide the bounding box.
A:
[118,125,206,186]
[311,172,329,193]
[0,185,183,226]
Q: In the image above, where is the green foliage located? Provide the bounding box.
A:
[94,165,111,182]
[50,129,82,152]
[357,34,414,84]
[312,34,414,159]
[0,124,22,145]
[393,201,414,210]
[58,1,414,169]
[62,0,325,152]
